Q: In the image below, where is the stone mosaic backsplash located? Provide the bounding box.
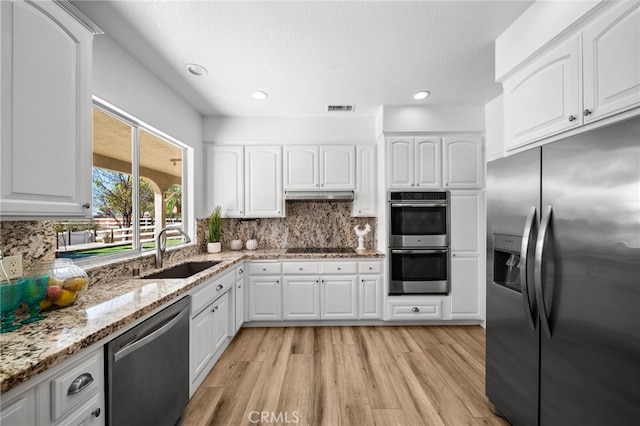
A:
[0,201,376,283]
[219,201,376,250]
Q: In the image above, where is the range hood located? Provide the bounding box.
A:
[284,190,354,201]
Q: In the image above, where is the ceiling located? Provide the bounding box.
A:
[72,0,532,118]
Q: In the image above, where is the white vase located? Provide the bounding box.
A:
[230,239,243,251]
[207,242,221,253]
[245,239,258,251]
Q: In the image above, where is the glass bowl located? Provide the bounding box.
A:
[29,259,89,310]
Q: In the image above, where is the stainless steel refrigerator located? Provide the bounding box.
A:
[486,116,640,426]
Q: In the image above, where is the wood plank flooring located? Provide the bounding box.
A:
[182,326,508,426]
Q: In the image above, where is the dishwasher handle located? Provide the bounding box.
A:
[113,307,189,363]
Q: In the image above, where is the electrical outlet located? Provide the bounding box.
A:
[2,255,23,279]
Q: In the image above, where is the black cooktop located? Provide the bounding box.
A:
[285,247,355,254]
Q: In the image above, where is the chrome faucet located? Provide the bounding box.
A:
[155,227,191,268]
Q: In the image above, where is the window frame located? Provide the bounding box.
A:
[69,97,193,266]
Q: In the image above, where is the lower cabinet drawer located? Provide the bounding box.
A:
[319,261,357,274]
[386,298,445,320]
[192,270,235,315]
[281,261,319,275]
[49,350,103,422]
[249,262,282,275]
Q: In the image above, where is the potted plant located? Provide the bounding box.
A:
[207,206,222,253]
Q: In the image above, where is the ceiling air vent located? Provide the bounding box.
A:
[327,105,355,112]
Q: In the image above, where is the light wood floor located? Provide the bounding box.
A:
[183,326,509,426]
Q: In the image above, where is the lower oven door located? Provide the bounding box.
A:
[389,249,450,295]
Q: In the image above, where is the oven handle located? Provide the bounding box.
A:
[391,249,448,254]
[390,203,447,208]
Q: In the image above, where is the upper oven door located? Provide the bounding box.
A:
[388,202,449,247]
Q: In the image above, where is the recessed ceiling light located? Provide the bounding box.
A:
[252,91,268,100]
[185,63,208,76]
[413,90,431,100]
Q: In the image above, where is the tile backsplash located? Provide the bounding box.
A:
[220,201,376,250]
[0,201,376,279]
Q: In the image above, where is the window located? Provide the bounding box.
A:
[55,101,191,261]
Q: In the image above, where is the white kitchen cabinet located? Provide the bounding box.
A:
[415,137,442,188]
[248,273,282,321]
[387,137,441,189]
[502,2,640,150]
[281,260,376,321]
[190,302,215,384]
[503,35,582,150]
[207,145,282,218]
[320,276,358,319]
[283,146,319,189]
[320,145,355,189]
[450,255,482,319]
[190,290,230,389]
[283,276,321,319]
[207,145,244,217]
[212,292,230,352]
[358,261,383,319]
[283,145,355,190]
[450,192,483,254]
[234,265,245,333]
[1,347,105,426]
[244,146,283,217]
[583,1,640,123]
[386,297,451,321]
[0,0,100,218]
[54,393,102,426]
[353,145,377,217]
[189,271,235,392]
[0,389,36,426]
[443,136,483,189]
[387,137,414,188]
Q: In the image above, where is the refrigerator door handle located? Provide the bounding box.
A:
[520,206,537,330]
[535,205,553,338]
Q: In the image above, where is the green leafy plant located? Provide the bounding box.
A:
[208,206,221,243]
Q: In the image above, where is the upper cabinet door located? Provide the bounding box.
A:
[0,0,96,218]
[583,1,640,123]
[283,146,318,190]
[319,145,355,189]
[244,146,283,217]
[387,137,414,188]
[503,35,582,150]
[207,145,244,217]
[443,136,483,189]
[414,137,442,189]
[353,145,376,217]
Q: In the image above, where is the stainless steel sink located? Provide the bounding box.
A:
[141,261,221,279]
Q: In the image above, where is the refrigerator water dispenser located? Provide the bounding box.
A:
[493,234,522,292]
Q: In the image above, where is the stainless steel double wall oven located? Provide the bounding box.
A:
[388,191,450,295]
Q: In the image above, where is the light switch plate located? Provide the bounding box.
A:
[2,255,23,279]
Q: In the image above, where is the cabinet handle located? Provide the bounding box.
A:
[67,373,93,395]
[412,307,420,313]
[92,408,101,418]
[583,109,592,116]
[82,203,91,209]
[277,280,280,283]
[568,115,577,122]
[262,268,267,271]
[316,280,319,284]
[240,211,243,214]
[368,267,373,270]
[337,267,341,271]
[238,284,242,289]
[416,183,420,186]
[239,268,244,274]
[358,210,362,214]
[299,267,303,271]
[216,284,223,291]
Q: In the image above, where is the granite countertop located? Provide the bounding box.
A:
[0,248,383,395]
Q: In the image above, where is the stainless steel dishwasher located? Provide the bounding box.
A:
[106,296,190,426]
